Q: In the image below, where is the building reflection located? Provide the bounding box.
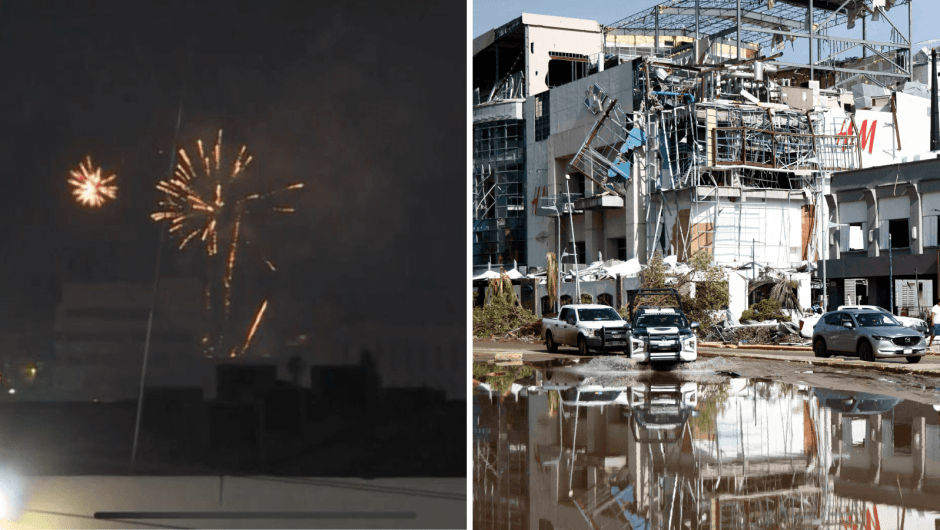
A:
[472,366,940,529]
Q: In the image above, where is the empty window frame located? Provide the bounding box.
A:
[840,222,867,252]
[886,218,910,248]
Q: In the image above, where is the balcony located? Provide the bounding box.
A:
[537,194,583,217]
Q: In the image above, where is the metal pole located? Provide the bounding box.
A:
[932,50,939,151]
[820,177,828,312]
[862,16,867,60]
[736,0,742,60]
[557,215,561,314]
[916,268,920,316]
[890,233,894,315]
[695,0,700,41]
[751,239,755,306]
[909,1,914,82]
[654,10,660,56]
[566,177,581,301]
[131,100,183,472]
[809,0,814,81]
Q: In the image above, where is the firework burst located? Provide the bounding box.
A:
[151,129,303,357]
[69,156,117,207]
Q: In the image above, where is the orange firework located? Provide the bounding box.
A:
[151,129,302,257]
[151,129,302,357]
[69,156,117,207]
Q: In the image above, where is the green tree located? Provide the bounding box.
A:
[740,298,788,322]
[622,250,729,337]
[684,250,730,336]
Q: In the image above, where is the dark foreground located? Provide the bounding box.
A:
[0,392,465,477]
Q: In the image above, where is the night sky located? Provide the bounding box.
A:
[0,1,465,360]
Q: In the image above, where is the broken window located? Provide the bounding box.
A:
[851,419,867,448]
[893,423,913,455]
[534,92,550,142]
[597,293,613,307]
[576,241,586,266]
[841,222,867,252]
[887,218,910,248]
[610,238,626,261]
[546,52,589,89]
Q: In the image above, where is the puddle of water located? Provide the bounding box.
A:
[473,360,940,528]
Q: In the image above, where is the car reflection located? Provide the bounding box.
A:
[473,365,940,529]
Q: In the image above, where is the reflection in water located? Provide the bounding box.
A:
[473,364,940,529]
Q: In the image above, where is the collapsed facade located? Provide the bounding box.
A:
[473,0,938,316]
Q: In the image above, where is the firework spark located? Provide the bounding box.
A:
[236,299,268,358]
[69,156,117,207]
[151,129,301,357]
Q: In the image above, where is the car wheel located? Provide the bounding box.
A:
[578,336,590,356]
[906,355,923,364]
[858,341,875,362]
[813,338,829,358]
[545,332,558,353]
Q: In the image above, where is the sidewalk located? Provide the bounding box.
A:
[473,340,940,375]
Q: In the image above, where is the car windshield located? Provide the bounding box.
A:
[634,313,688,329]
[855,312,901,327]
[577,308,623,321]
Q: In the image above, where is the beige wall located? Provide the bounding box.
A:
[523,14,602,97]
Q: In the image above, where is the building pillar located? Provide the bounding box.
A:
[914,416,926,490]
[869,414,882,485]
[865,188,879,257]
[825,193,841,260]
[909,183,923,255]
[586,210,605,265]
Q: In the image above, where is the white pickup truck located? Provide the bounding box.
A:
[542,304,631,356]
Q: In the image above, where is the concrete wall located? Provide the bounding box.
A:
[525,62,639,272]
[522,13,602,97]
[658,191,808,268]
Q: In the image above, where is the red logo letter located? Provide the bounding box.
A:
[858,119,877,155]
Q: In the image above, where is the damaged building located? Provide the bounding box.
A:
[472,0,940,319]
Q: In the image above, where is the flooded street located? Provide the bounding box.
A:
[473,356,940,529]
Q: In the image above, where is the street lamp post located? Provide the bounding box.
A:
[565,175,581,301]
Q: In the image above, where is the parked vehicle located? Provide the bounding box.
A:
[800,304,928,339]
[627,289,699,363]
[542,304,630,356]
[627,382,698,439]
[811,309,926,363]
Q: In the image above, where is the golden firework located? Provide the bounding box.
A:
[151,129,302,358]
[69,156,117,207]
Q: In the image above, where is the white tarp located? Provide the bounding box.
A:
[472,271,502,281]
